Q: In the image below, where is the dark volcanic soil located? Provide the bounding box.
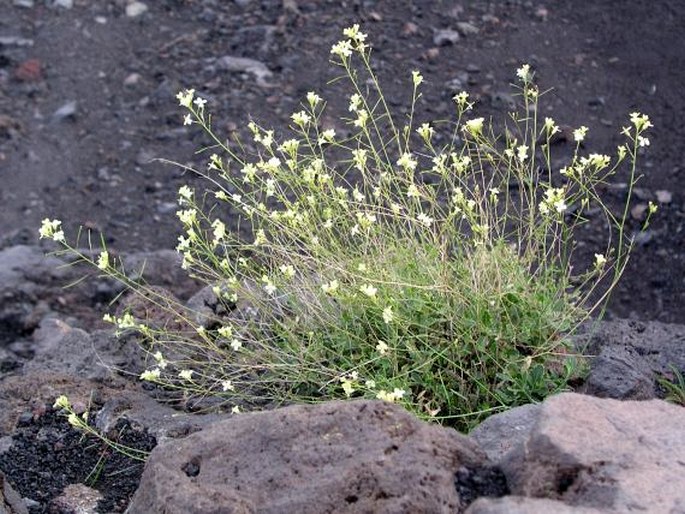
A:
[1,0,684,322]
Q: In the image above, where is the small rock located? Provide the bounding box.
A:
[215,55,273,87]
[126,1,148,17]
[433,28,461,46]
[425,47,441,60]
[14,59,42,82]
[402,22,419,36]
[124,72,142,86]
[51,0,73,8]
[52,101,78,121]
[0,471,28,514]
[456,22,480,36]
[534,6,549,22]
[0,36,34,47]
[655,189,673,204]
[49,484,102,514]
[94,16,107,24]
[630,203,648,221]
[12,0,34,7]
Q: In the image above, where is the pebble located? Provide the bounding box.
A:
[126,2,148,18]
[534,6,549,22]
[52,101,78,121]
[52,0,73,8]
[12,0,34,7]
[0,36,34,47]
[456,22,479,36]
[655,190,673,205]
[433,29,460,46]
[123,72,142,86]
[14,59,42,82]
[631,203,648,221]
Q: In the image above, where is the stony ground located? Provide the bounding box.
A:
[0,1,684,512]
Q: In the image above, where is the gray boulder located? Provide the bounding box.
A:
[127,400,490,513]
[496,393,685,513]
[577,319,685,400]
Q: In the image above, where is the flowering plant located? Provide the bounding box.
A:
[43,26,654,430]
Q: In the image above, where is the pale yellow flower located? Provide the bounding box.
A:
[96,251,109,270]
[359,284,377,298]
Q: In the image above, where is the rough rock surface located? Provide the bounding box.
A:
[465,496,604,514]
[0,471,28,514]
[496,393,685,513]
[127,400,493,514]
[577,319,685,400]
[468,403,540,463]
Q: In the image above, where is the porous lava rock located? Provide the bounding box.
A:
[127,400,491,513]
[495,393,685,513]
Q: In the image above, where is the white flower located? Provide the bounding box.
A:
[39,218,65,242]
[573,126,588,142]
[331,39,353,58]
[183,113,193,126]
[517,144,529,163]
[544,117,560,135]
[179,369,194,381]
[516,64,532,83]
[412,70,423,86]
[279,264,296,278]
[354,109,369,128]
[352,148,368,170]
[306,91,322,107]
[321,279,339,294]
[416,122,434,142]
[230,338,242,351]
[376,340,389,355]
[416,212,434,227]
[382,306,394,324]
[262,276,277,295]
[291,110,311,127]
[594,253,607,269]
[637,136,650,147]
[397,152,417,171]
[407,184,420,198]
[320,128,336,143]
[178,185,193,201]
[53,395,71,410]
[176,89,195,108]
[96,251,109,270]
[341,378,354,397]
[193,97,207,109]
[231,405,241,414]
[348,93,362,112]
[217,325,233,338]
[140,368,161,381]
[464,117,484,137]
[359,284,377,298]
[630,112,653,131]
[376,388,406,403]
[453,91,471,110]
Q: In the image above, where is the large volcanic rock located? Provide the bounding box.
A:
[127,400,497,513]
[469,393,685,513]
